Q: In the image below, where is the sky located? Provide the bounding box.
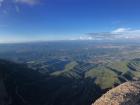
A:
[0,0,140,42]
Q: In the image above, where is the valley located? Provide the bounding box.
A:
[0,41,140,105]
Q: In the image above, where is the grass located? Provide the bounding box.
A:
[131,71,140,78]
[85,66,120,89]
[52,59,140,89]
[51,61,78,76]
[107,61,129,74]
[64,61,78,71]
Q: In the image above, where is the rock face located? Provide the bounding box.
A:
[93,81,140,105]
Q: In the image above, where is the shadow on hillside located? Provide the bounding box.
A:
[0,59,106,105]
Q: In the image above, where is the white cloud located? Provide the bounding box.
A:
[0,0,41,14]
[111,28,140,39]
[0,0,40,6]
[0,0,4,7]
[84,28,140,40]
[15,0,40,6]
[112,28,130,33]
[79,36,93,40]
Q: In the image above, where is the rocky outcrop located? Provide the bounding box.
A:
[93,81,140,105]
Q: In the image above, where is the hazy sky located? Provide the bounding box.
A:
[0,0,140,42]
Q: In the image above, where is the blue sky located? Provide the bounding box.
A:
[0,0,140,42]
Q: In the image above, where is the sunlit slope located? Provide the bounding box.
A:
[52,59,140,89]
